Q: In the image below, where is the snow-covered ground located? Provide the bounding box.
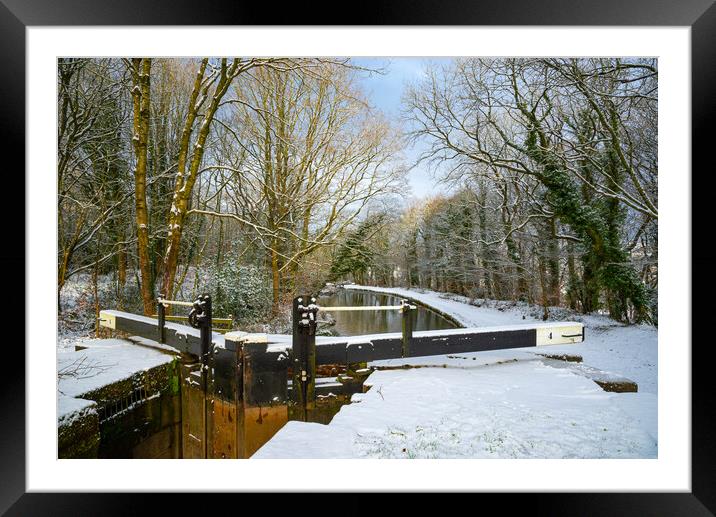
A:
[253,284,657,459]
[58,337,175,423]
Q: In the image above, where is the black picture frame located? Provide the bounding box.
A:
[4,0,713,514]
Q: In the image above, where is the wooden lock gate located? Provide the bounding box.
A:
[102,294,289,459]
[100,293,585,458]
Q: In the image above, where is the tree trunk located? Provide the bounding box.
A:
[538,253,549,320]
[547,217,561,306]
[566,241,579,311]
[271,244,280,313]
[92,261,100,337]
[523,109,648,322]
[130,58,155,314]
[162,59,238,299]
[117,246,127,310]
[215,217,224,310]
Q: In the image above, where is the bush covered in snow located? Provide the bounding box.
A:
[208,258,273,324]
[59,273,145,340]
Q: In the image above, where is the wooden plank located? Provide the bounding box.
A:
[222,334,290,458]
[313,342,352,364]
[180,364,205,459]
[314,323,583,365]
[99,310,214,357]
[241,406,288,458]
[243,343,288,407]
[210,346,240,403]
[408,328,536,357]
[204,338,240,459]
[313,339,399,364]
[209,397,238,459]
[314,331,535,364]
[239,343,288,458]
[347,342,374,363]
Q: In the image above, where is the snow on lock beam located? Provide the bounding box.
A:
[301,321,585,365]
[99,309,227,356]
[98,309,583,363]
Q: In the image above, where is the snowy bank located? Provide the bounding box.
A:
[254,352,657,459]
[253,284,657,459]
[58,337,177,432]
[57,337,183,458]
[58,338,175,399]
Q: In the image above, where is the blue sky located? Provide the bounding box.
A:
[351,57,452,200]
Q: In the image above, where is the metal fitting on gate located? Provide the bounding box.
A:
[400,299,417,312]
[188,294,213,371]
[188,294,211,329]
[296,296,319,336]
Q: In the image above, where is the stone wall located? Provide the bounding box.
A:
[58,343,182,459]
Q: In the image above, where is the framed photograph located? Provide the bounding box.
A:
[5,0,713,513]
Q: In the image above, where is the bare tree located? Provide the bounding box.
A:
[192,62,405,309]
[401,57,657,322]
[57,58,133,310]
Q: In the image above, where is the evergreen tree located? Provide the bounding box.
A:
[329,215,386,284]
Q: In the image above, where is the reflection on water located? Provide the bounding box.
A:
[317,289,458,337]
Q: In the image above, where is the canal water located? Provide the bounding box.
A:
[317,289,458,337]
